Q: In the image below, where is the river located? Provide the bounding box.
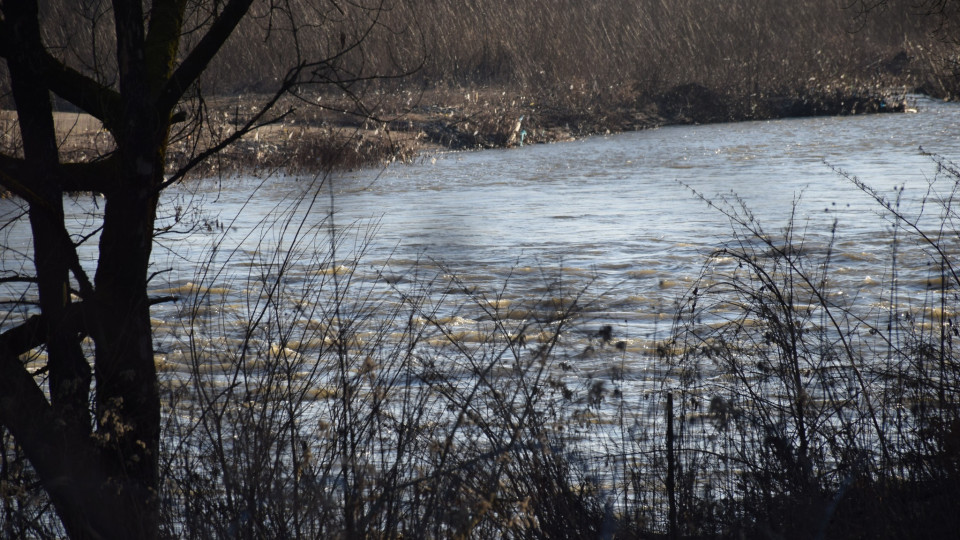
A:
[136,95,955,343]
[3,96,959,524]
[2,95,959,405]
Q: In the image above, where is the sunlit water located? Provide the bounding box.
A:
[171,96,957,327]
[2,96,959,410]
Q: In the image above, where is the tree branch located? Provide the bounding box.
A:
[161,84,297,189]
[0,166,47,208]
[60,157,120,194]
[0,329,114,540]
[38,53,123,130]
[0,315,45,358]
[0,7,122,129]
[145,0,189,93]
[157,0,256,114]
[0,275,37,285]
[1,153,120,196]
[0,302,90,359]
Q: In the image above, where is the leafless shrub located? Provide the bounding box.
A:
[146,173,625,538]
[658,163,960,537]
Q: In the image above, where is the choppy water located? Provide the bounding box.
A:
[4,99,958,531]
[2,95,960,379]
[172,96,957,326]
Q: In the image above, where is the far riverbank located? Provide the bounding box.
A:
[174,82,910,174]
[1,82,910,180]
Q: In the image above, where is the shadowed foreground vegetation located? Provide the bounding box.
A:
[5,156,959,538]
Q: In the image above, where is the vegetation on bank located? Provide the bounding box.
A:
[187,0,954,167]
[7,0,955,173]
[2,0,960,538]
[202,0,953,100]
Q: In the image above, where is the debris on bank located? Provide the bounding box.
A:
[288,83,907,166]
[4,83,910,181]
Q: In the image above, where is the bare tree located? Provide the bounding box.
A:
[852,0,960,39]
[0,1,407,537]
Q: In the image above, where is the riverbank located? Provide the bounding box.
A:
[1,83,909,179]
[177,83,908,174]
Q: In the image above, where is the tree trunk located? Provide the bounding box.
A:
[0,1,275,536]
[91,177,164,539]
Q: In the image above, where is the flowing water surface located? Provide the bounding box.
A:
[3,97,960,529]
[2,96,960,403]
[167,96,958,335]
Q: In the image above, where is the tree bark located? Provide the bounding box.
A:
[0,1,280,536]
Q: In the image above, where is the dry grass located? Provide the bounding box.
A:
[2,0,951,177]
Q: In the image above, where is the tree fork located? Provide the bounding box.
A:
[0,0,327,536]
